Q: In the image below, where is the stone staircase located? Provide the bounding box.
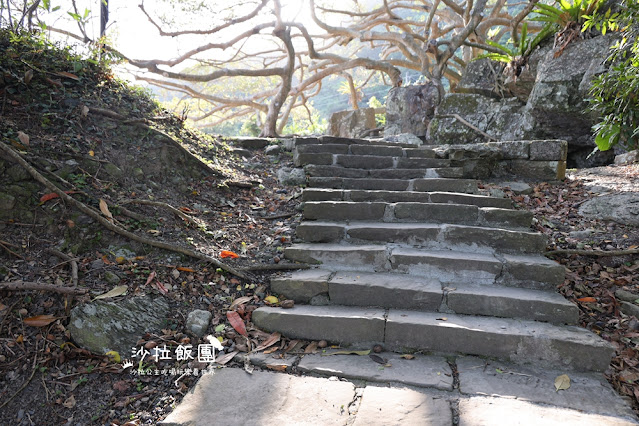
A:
[253,136,614,372]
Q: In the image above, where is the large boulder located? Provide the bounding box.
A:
[385,83,439,138]
[526,35,616,167]
[505,43,553,103]
[428,94,533,145]
[456,58,506,99]
[68,295,169,355]
[579,193,639,226]
[327,108,377,138]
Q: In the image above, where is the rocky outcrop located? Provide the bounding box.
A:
[425,35,617,168]
[385,83,439,138]
[456,58,506,99]
[327,108,377,138]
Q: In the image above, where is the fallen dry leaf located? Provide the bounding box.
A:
[99,199,114,222]
[220,250,239,259]
[230,296,252,310]
[227,310,248,337]
[93,285,127,301]
[554,374,571,391]
[304,341,318,354]
[214,350,239,366]
[254,332,281,352]
[400,354,415,360]
[265,364,287,371]
[24,314,57,327]
[17,131,29,146]
[56,71,80,80]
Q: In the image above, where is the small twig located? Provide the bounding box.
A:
[224,180,254,189]
[0,239,20,248]
[0,141,247,279]
[0,240,24,259]
[2,221,43,227]
[0,341,39,410]
[439,113,497,141]
[0,281,88,295]
[122,199,196,224]
[545,248,639,257]
[239,263,312,272]
[46,249,79,287]
[260,212,296,220]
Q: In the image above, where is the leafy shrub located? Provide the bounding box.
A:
[588,0,639,151]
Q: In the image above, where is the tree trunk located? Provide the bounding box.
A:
[260,26,295,138]
[100,0,109,38]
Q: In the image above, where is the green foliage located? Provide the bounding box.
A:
[368,96,386,127]
[476,22,554,63]
[532,0,602,28]
[589,0,639,151]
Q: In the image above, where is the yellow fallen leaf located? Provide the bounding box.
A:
[264,296,279,304]
[400,354,415,360]
[93,285,127,301]
[105,350,121,362]
[554,374,571,391]
[115,256,126,264]
[89,150,95,157]
[99,199,114,223]
[81,105,89,117]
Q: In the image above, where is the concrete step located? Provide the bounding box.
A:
[305,165,464,179]
[284,244,564,290]
[296,222,547,254]
[303,201,532,229]
[271,270,578,324]
[307,177,478,193]
[252,305,614,372]
[295,152,451,169]
[302,189,512,208]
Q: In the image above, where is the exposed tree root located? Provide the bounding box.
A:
[545,248,639,257]
[122,199,196,224]
[0,280,87,295]
[0,141,248,279]
[0,239,23,259]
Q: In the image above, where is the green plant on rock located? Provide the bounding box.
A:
[533,0,603,29]
[588,0,639,151]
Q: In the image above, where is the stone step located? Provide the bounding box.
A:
[284,244,563,290]
[296,222,547,254]
[296,142,439,158]
[305,165,464,179]
[295,152,451,169]
[303,201,532,229]
[302,189,512,208]
[294,135,418,148]
[252,305,614,372]
[307,177,479,193]
[271,270,578,324]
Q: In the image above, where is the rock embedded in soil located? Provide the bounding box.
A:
[186,309,212,337]
[68,295,169,356]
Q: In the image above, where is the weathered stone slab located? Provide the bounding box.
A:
[305,165,368,178]
[497,160,567,180]
[302,189,344,202]
[396,158,451,169]
[307,177,344,188]
[394,202,479,224]
[336,155,394,169]
[346,223,441,246]
[342,178,411,191]
[458,396,637,426]
[413,178,478,194]
[385,310,614,371]
[329,271,442,310]
[447,284,578,324]
[350,145,403,156]
[404,148,438,158]
[298,351,453,390]
[354,386,452,425]
[440,224,547,254]
[456,58,505,99]
[529,139,568,161]
[160,369,355,426]
[271,269,333,303]
[68,295,169,355]
[304,201,386,221]
[478,207,532,229]
[500,254,565,290]
[431,167,465,178]
[319,136,370,145]
[390,248,501,284]
[579,193,639,226]
[429,192,512,209]
[615,150,639,165]
[347,190,432,203]
[284,243,388,270]
[457,356,637,419]
[294,152,334,167]
[296,222,345,243]
[252,305,385,344]
[368,169,428,179]
[296,143,349,154]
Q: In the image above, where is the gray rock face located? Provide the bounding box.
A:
[579,193,639,226]
[428,94,532,145]
[0,192,16,210]
[276,167,306,186]
[615,150,639,165]
[383,133,423,146]
[264,145,281,156]
[505,43,553,103]
[186,309,212,337]
[68,295,169,355]
[385,83,439,137]
[456,58,505,99]
[327,108,377,139]
[527,35,616,167]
